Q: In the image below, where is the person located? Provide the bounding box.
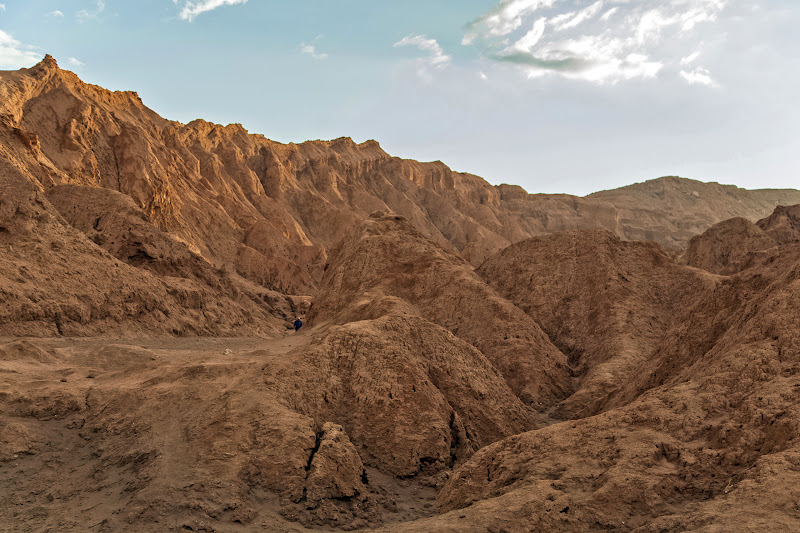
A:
[293,317,303,332]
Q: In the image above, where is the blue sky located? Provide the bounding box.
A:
[0,0,798,195]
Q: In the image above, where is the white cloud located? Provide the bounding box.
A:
[463,0,560,44]
[394,35,452,80]
[48,10,65,17]
[680,66,717,87]
[513,17,546,52]
[67,57,85,67]
[177,0,248,22]
[465,0,729,84]
[680,50,701,65]
[0,30,42,69]
[0,5,6,12]
[300,42,328,61]
[552,1,605,32]
[600,7,618,21]
[77,0,105,23]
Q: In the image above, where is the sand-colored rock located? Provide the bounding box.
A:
[757,204,800,245]
[305,423,367,503]
[0,141,295,337]
[310,213,572,408]
[589,176,800,251]
[478,229,715,418]
[429,225,800,532]
[681,217,777,274]
[4,56,800,533]
[681,204,800,276]
[3,56,799,304]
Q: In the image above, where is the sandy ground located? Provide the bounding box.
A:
[0,331,438,532]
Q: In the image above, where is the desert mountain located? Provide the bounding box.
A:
[3,55,800,532]
[588,176,800,251]
[478,229,716,419]
[2,56,800,302]
[1,213,555,531]
[309,213,572,408]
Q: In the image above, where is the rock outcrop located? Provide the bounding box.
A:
[478,229,716,418]
[682,204,800,275]
[310,213,572,408]
[425,222,800,532]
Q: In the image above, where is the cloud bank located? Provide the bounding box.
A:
[0,31,41,69]
[464,0,727,84]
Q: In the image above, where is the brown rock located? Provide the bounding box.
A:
[305,422,366,502]
[478,229,714,418]
[310,214,572,408]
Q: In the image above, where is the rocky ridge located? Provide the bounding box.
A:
[3,55,800,303]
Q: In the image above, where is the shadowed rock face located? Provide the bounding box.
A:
[420,217,800,532]
[478,229,716,418]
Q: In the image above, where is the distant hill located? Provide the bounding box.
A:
[589,176,800,251]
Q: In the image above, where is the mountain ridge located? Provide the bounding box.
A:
[2,55,799,299]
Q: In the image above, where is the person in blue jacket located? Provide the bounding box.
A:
[293,317,303,332]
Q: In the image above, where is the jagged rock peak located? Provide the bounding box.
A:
[37,54,59,70]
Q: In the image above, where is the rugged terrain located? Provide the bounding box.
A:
[2,56,800,532]
[3,56,800,298]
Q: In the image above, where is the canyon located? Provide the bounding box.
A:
[2,56,800,532]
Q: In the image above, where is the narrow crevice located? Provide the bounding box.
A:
[54,313,64,336]
[447,411,460,468]
[300,428,324,503]
[304,429,323,473]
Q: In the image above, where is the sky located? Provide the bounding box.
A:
[0,0,798,196]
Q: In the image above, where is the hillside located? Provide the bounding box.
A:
[2,56,799,305]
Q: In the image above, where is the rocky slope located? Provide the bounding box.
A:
[0,215,552,531]
[682,204,800,275]
[2,56,799,303]
[477,229,716,418]
[0,139,301,337]
[309,213,572,408]
[589,176,800,251]
[414,209,800,532]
